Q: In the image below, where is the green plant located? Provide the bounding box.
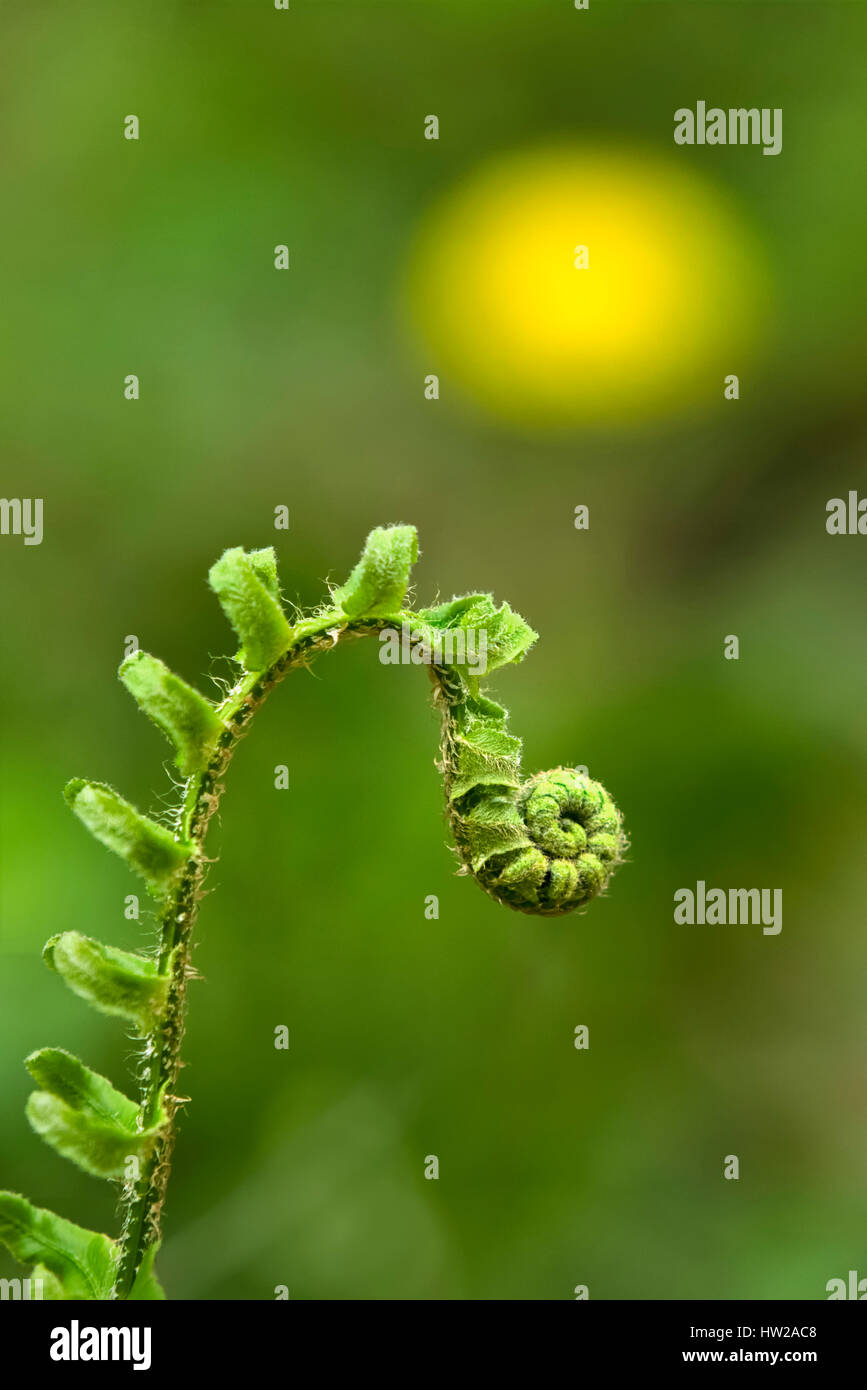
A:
[0,525,625,1300]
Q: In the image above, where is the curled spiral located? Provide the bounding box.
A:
[436,678,625,916]
[494,767,622,912]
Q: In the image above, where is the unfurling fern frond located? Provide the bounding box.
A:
[0,525,625,1299]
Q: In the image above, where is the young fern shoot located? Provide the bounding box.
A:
[0,525,625,1300]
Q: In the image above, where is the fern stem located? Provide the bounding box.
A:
[112,617,387,1298]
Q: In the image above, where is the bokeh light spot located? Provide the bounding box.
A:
[405,144,770,429]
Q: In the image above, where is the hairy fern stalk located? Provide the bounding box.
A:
[0,525,625,1300]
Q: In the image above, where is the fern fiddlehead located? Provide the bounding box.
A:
[432,665,623,915]
[0,525,625,1300]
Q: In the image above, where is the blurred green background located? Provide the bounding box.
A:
[1,0,866,1300]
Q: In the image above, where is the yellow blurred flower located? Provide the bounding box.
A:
[405,144,769,429]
